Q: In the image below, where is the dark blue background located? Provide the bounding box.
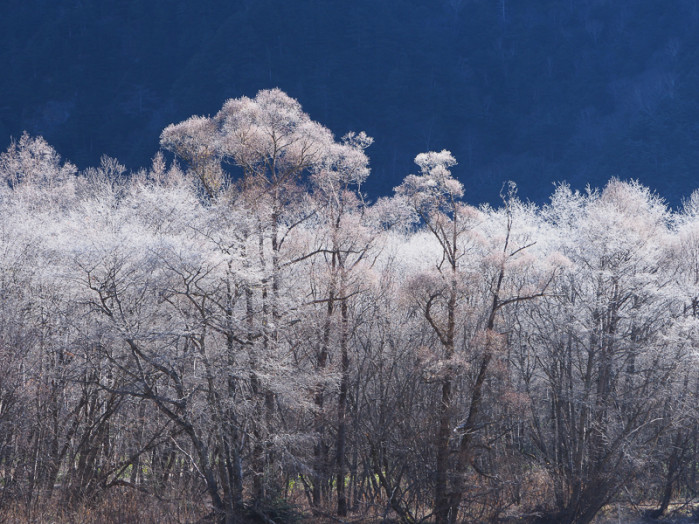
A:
[3,0,699,206]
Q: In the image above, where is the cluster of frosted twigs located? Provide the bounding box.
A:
[0,90,696,524]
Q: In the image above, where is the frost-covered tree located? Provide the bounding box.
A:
[519,181,682,524]
[395,156,558,523]
[0,99,697,523]
[162,90,375,513]
[394,150,476,523]
[0,132,77,191]
[304,131,374,514]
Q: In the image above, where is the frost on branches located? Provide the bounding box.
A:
[0,90,696,524]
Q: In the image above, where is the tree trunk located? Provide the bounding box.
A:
[336,296,349,516]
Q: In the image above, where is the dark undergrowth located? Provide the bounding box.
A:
[0,489,206,524]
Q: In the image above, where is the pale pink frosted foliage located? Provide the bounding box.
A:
[413,150,461,197]
[0,132,77,190]
[395,150,463,217]
[572,179,668,278]
[311,131,373,192]
[1,104,695,522]
[365,195,418,231]
[146,151,185,187]
[160,115,220,164]
[218,88,334,184]
[160,115,225,195]
[546,179,675,364]
[414,150,458,179]
[668,197,699,351]
[681,188,699,219]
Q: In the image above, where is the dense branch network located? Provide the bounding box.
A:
[0,90,696,524]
